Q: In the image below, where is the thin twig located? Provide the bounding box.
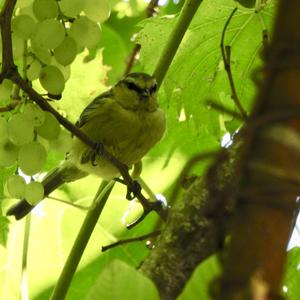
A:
[101,230,161,252]
[123,0,159,76]
[221,8,248,120]
[146,0,159,17]
[243,109,300,133]
[123,44,141,76]
[46,196,90,211]
[255,5,269,57]
[21,214,31,300]
[206,99,245,120]
[126,199,166,229]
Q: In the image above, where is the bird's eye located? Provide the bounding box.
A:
[149,84,157,94]
[127,82,136,90]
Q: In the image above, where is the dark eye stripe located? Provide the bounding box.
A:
[124,81,144,94]
[149,83,157,94]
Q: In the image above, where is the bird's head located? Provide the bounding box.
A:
[112,73,158,112]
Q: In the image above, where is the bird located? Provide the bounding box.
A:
[7,72,166,220]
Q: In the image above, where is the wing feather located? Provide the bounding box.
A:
[76,90,113,128]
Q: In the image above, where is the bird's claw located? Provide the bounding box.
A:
[91,142,105,166]
[126,180,141,200]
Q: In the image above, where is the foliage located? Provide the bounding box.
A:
[0,0,297,299]
[283,247,300,299]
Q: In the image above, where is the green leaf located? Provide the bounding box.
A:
[47,50,108,123]
[86,259,159,300]
[178,254,221,300]
[100,24,128,84]
[0,165,16,198]
[235,0,256,8]
[283,247,300,299]
[137,0,277,149]
[0,165,16,248]
[0,213,9,247]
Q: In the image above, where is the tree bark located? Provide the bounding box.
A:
[220,0,300,298]
[140,148,238,299]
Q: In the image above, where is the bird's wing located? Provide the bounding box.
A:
[76,90,113,128]
[75,96,141,165]
[80,99,139,145]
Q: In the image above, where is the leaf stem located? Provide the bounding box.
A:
[50,180,114,300]
[153,0,203,87]
[46,196,90,211]
[21,215,31,300]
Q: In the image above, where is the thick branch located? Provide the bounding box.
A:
[0,0,16,75]
[219,1,300,298]
[140,147,237,299]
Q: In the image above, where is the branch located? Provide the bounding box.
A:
[0,0,15,78]
[101,230,161,252]
[206,99,245,121]
[140,147,236,299]
[168,151,218,206]
[220,8,248,121]
[153,0,203,88]
[123,0,159,76]
[50,180,114,300]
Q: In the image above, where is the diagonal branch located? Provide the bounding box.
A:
[123,0,159,76]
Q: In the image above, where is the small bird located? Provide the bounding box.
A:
[7,73,166,220]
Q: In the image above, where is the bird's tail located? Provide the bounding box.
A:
[6,165,87,220]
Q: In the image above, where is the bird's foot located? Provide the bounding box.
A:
[114,178,142,200]
[126,180,141,200]
[91,142,105,166]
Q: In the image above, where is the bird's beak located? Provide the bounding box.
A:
[141,90,150,100]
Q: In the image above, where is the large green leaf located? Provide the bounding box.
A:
[100,24,128,84]
[85,259,159,300]
[178,254,221,300]
[137,0,276,157]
